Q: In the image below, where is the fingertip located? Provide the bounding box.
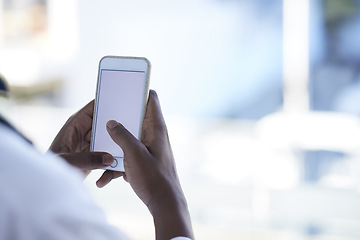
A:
[87,99,95,108]
[96,175,111,188]
[96,171,111,188]
[82,99,95,117]
[102,154,114,166]
[107,120,119,129]
[96,179,106,188]
[149,89,159,101]
[96,171,125,188]
[149,89,157,96]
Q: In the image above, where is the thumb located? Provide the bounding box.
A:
[106,120,139,151]
[58,152,114,170]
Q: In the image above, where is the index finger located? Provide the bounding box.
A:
[143,90,166,127]
[77,100,94,118]
[141,90,169,152]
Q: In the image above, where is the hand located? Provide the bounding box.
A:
[106,90,193,240]
[49,100,117,182]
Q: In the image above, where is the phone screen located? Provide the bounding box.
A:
[92,69,146,157]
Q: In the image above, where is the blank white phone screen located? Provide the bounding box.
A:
[93,69,146,157]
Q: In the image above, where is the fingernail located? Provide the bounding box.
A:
[96,180,105,188]
[102,154,114,165]
[107,120,118,129]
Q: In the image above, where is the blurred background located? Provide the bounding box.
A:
[1,0,360,239]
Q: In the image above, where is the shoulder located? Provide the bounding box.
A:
[0,123,84,202]
[0,124,128,240]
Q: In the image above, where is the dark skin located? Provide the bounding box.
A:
[49,90,194,240]
[49,98,121,186]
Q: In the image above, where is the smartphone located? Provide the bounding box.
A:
[91,56,151,171]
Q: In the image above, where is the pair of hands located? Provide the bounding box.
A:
[50,90,176,195]
[49,90,193,239]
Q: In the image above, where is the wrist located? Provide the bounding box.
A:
[148,182,194,240]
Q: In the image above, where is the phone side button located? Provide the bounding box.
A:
[110,159,118,168]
